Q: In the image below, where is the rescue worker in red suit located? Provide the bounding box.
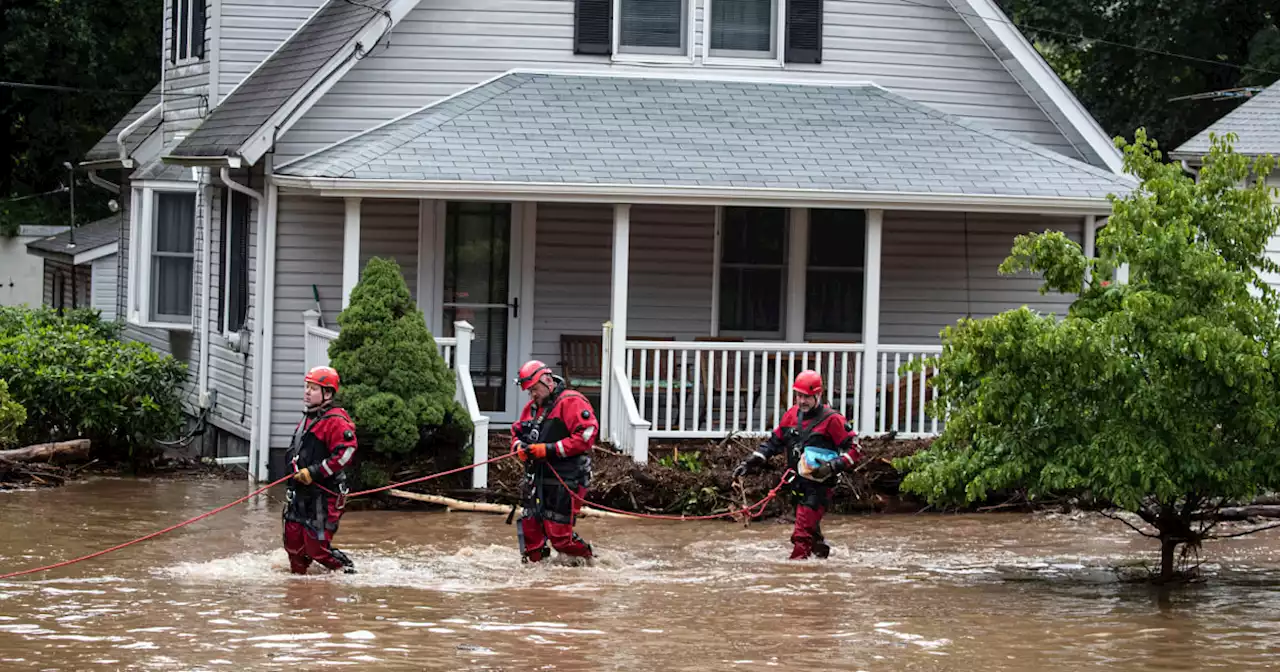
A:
[282,365,358,575]
[510,360,597,565]
[733,370,862,560]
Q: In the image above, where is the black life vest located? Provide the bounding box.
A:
[515,383,591,487]
[283,407,350,530]
[782,405,837,472]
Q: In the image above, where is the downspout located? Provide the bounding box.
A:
[1180,160,1201,180]
[197,168,213,409]
[117,102,163,168]
[87,170,120,194]
[221,166,266,478]
[245,158,275,483]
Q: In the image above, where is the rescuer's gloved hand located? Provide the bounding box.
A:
[527,443,548,460]
[733,452,766,478]
[810,462,837,482]
[293,467,314,485]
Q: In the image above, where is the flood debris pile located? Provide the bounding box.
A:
[403,434,938,518]
[0,439,91,490]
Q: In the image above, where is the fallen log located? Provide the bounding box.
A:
[1212,505,1280,521]
[387,489,636,519]
[0,439,91,464]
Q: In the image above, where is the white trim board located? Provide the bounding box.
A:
[273,176,1118,216]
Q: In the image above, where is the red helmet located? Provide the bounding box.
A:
[793,370,823,397]
[305,365,340,394]
[516,360,552,391]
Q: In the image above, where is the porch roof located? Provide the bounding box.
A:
[1172,82,1280,160]
[81,83,162,165]
[25,215,121,264]
[276,71,1134,207]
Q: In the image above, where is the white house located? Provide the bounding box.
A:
[1,226,68,308]
[86,0,1135,483]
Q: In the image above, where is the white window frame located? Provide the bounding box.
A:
[171,0,201,64]
[128,181,197,331]
[711,206,790,339]
[219,188,250,337]
[702,0,786,67]
[612,0,697,64]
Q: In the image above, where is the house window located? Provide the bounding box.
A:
[170,0,206,63]
[707,0,780,59]
[718,207,787,334]
[805,209,865,335]
[219,189,250,334]
[617,0,689,56]
[149,192,196,324]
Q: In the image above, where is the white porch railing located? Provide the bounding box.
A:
[618,340,944,439]
[302,310,491,488]
[600,323,651,462]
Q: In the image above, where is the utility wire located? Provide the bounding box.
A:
[0,80,206,101]
[892,0,1280,79]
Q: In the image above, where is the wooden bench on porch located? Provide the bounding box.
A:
[557,333,681,409]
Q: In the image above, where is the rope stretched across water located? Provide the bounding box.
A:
[544,462,796,521]
[0,452,518,581]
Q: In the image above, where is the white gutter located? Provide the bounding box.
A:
[196,168,213,411]
[116,102,163,168]
[249,163,278,483]
[272,176,1127,216]
[86,169,120,194]
[221,167,266,481]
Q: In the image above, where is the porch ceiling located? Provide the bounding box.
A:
[276,71,1135,206]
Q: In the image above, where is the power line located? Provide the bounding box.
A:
[0,80,206,101]
[892,0,1280,79]
[1,186,68,204]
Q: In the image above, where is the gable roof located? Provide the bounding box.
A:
[276,72,1133,210]
[169,0,393,160]
[26,215,121,265]
[1172,81,1280,160]
[81,83,162,166]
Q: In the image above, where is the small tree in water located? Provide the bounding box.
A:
[896,131,1280,582]
[327,257,472,486]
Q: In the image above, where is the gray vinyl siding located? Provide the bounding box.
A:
[270,195,346,457]
[879,211,1082,344]
[91,256,118,320]
[204,182,260,438]
[218,0,326,102]
[163,0,212,143]
[276,0,1085,164]
[531,203,717,368]
[360,198,421,302]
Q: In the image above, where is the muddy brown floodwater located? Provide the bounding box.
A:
[1,478,1279,671]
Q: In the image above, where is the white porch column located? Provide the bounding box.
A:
[785,208,809,342]
[1082,215,1097,286]
[609,205,631,376]
[342,197,362,308]
[859,209,884,435]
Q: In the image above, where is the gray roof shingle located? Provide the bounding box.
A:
[132,157,191,182]
[171,0,390,158]
[26,215,121,261]
[1173,82,1280,159]
[278,73,1135,200]
[82,84,162,163]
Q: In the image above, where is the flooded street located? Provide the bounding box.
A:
[1,478,1279,670]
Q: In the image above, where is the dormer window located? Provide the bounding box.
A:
[170,0,207,63]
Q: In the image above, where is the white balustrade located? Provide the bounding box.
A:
[600,322,651,462]
[872,345,944,438]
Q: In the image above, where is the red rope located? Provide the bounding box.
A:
[345,452,515,498]
[0,474,294,581]
[545,463,795,521]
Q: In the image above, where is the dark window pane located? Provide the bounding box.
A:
[711,0,773,53]
[155,193,195,253]
[721,207,786,264]
[805,270,863,334]
[152,256,194,319]
[444,202,510,304]
[621,0,685,49]
[809,209,864,268]
[720,268,782,332]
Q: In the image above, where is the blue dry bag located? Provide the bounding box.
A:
[802,446,839,470]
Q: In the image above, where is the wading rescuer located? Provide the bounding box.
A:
[282,366,358,575]
[733,370,862,560]
[510,360,597,565]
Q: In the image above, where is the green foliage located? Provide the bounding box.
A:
[0,306,186,459]
[895,132,1280,576]
[2,0,161,235]
[0,380,27,448]
[328,257,472,462]
[996,0,1280,150]
[658,450,705,473]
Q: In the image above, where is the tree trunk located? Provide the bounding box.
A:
[0,439,91,464]
[1159,535,1178,581]
[1212,505,1280,521]
[387,489,634,519]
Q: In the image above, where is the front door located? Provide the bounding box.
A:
[441,202,524,422]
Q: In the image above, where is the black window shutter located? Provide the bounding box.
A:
[192,0,206,59]
[169,0,179,62]
[217,188,229,331]
[574,0,612,55]
[231,189,249,332]
[785,0,823,64]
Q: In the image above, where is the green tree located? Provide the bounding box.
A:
[327,258,472,485]
[0,380,28,448]
[996,0,1279,150]
[2,0,161,236]
[895,131,1280,582]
